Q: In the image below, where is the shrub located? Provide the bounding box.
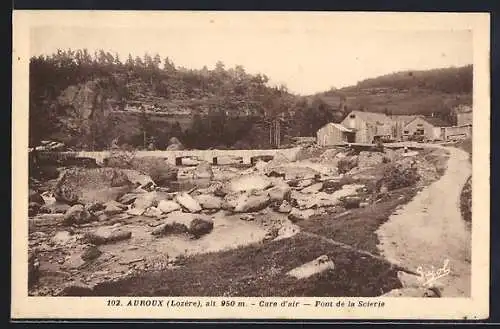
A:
[460,176,472,223]
[381,163,420,191]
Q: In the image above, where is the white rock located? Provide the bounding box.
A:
[133,192,158,209]
[194,194,223,210]
[157,200,181,214]
[288,208,316,222]
[225,174,272,193]
[233,193,270,213]
[143,207,163,218]
[286,255,335,279]
[127,207,145,216]
[267,185,291,202]
[175,192,202,213]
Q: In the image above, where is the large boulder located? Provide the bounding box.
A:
[291,184,364,209]
[129,157,178,187]
[84,227,132,245]
[157,200,182,214]
[222,192,245,211]
[189,217,214,238]
[194,194,223,210]
[133,191,163,210]
[266,166,320,180]
[224,174,273,194]
[152,212,213,238]
[192,161,214,180]
[233,193,271,213]
[175,193,202,213]
[143,206,163,218]
[103,200,126,215]
[120,169,156,187]
[63,204,94,225]
[53,168,133,205]
[288,208,316,222]
[266,185,291,202]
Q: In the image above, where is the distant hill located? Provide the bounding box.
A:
[307,65,472,121]
[342,65,472,94]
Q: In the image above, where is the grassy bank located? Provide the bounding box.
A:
[454,138,472,225]
[92,232,402,297]
[460,177,472,225]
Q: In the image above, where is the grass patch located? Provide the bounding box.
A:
[296,186,418,254]
[91,232,401,297]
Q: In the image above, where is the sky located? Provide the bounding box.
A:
[29,14,473,95]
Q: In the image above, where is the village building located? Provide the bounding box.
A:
[340,110,394,144]
[442,124,472,141]
[390,115,419,140]
[402,116,452,141]
[316,123,355,146]
[316,109,470,146]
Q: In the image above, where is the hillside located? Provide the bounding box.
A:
[308,65,472,121]
[29,49,311,150]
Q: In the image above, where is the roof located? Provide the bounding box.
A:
[346,110,393,125]
[422,117,453,127]
[391,115,419,125]
[406,116,453,127]
[323,123,354,132]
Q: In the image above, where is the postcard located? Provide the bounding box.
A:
[12,10,490,320]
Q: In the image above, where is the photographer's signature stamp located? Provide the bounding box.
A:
[416,259,451,287]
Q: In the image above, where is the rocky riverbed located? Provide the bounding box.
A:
[28,145,449,297]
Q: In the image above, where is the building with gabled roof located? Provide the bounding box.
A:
[340,110,394,143]
[403,116,453,141]
[316,123,356,146]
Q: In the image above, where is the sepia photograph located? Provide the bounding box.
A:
[12,11,490,319]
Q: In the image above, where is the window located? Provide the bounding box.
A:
[349,114,355,119]
[416,128,424,135]
[417,123,423,127]
[403,130,409,134]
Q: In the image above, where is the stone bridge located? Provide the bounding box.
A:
[71,147,302,166]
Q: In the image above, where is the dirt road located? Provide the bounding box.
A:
[377,145,472,297]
